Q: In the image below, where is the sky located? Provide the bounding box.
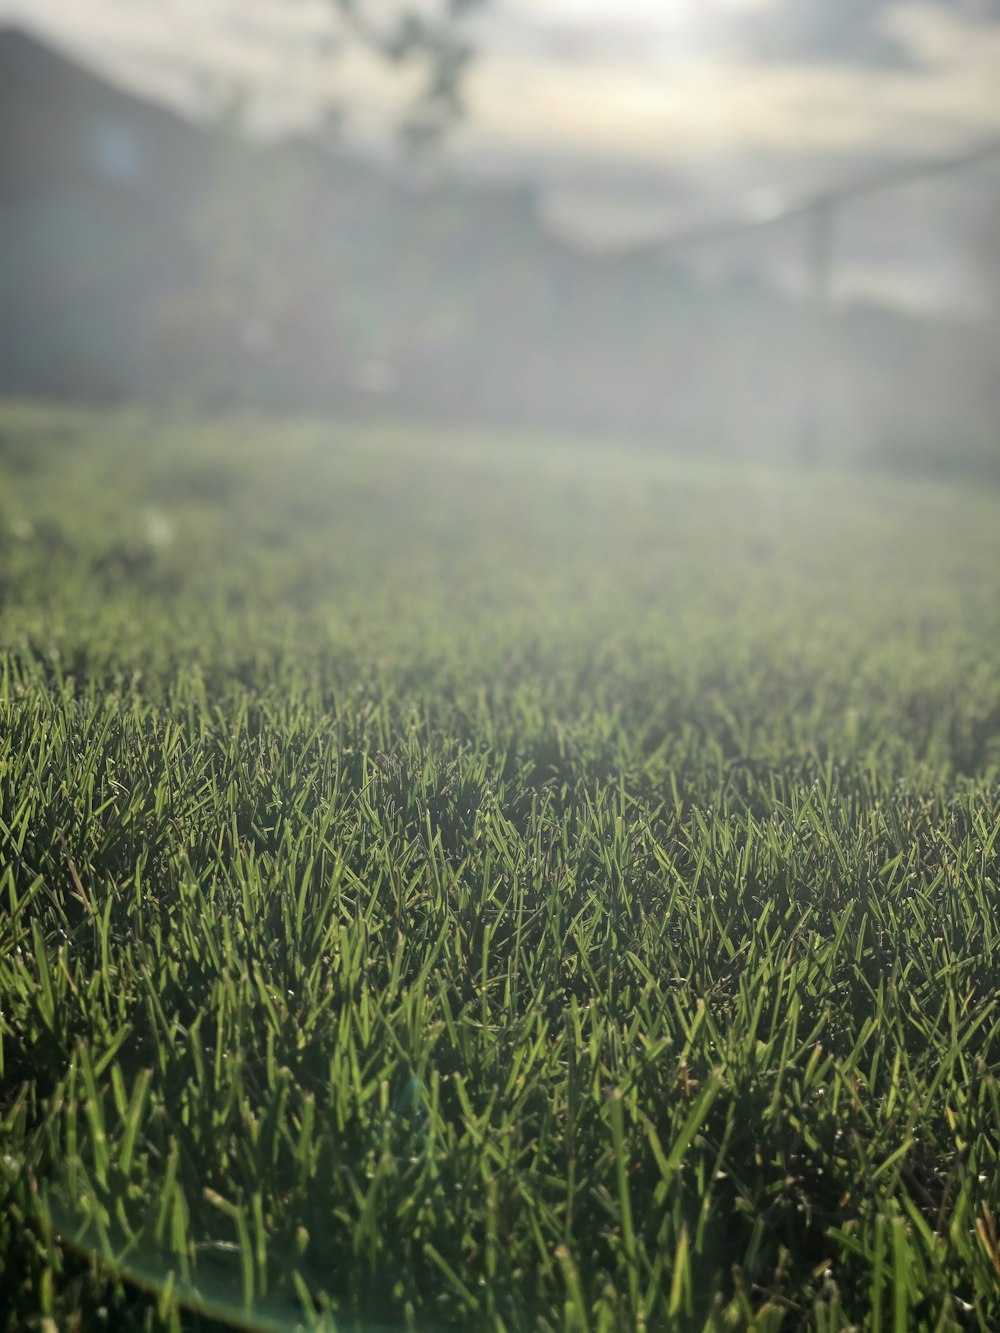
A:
[3,0,1000,311]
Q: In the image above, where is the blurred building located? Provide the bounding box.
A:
[1,25,998,475]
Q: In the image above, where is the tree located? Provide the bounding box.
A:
[157,1,487,405]
[333,0,486,153]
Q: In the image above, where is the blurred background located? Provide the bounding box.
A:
[2,0,1000,475]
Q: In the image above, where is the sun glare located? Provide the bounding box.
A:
[544,0,766,60]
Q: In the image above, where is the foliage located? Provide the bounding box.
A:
[333,0,486,150]
[1,404,999,1330]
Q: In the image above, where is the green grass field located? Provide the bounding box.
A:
[1,403,999,1331]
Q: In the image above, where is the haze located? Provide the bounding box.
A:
[4,0,1000,308]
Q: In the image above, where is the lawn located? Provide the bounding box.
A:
[1,403,999,1331]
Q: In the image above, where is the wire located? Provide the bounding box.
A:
[651,135,1000,254]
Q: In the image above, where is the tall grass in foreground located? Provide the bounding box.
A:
[1,403,999,1330]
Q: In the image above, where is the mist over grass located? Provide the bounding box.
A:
[1,405,999,1330]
